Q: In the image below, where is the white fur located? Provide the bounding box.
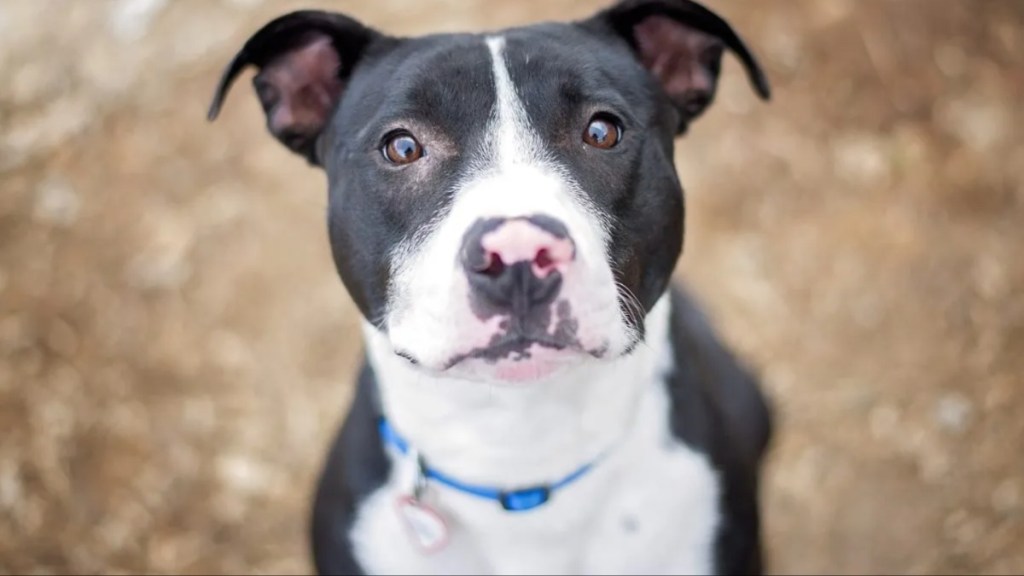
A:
[351,295,721,574]
[385,36,629,377]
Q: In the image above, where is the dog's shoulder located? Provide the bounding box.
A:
[665,284,772,467]
[663,284,772,575]
[310,362,389,576]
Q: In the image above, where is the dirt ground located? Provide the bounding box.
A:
[1,0,1022,574]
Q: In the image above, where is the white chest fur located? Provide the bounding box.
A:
[349,297,723,575]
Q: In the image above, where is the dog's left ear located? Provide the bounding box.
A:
[583,0,771,133]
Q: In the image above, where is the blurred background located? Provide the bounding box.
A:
[1,0,1021,573]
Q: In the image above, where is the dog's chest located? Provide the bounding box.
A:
[348,380,722,575]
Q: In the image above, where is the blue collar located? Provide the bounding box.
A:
[378,417,600,512]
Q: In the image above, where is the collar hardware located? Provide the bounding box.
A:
[378,417,600,513]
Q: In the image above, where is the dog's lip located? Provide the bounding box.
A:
[452,333,615,369]
[394,349,421,366]
[393,334,606,372]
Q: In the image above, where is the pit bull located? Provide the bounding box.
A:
[208,1,774,573]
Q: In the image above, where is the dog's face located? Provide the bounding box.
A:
[209,0,769,382]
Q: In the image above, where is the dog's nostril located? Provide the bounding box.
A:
[534,248,553,272]
[478,251,506,277]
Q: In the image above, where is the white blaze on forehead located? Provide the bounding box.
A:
[485,36,547,169]
[482,36,611,234]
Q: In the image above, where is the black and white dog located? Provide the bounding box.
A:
[209,1,773,573]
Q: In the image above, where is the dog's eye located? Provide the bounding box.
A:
[382,132,424,165]
[583,114,622,149]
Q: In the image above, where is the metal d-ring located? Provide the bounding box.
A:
[413,453,430,502]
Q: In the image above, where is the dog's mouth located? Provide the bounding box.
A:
[442,333,605,370]
[388,299,635,379]
[394,332,608,375]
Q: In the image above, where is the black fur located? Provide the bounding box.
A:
[310,365,388,576]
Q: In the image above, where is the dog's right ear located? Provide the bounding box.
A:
[581,0,770,135]
[207,11,383,166]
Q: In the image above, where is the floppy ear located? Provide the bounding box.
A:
[583,0,771,134]
[207,10,382,165]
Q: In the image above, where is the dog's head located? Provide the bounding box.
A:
[209,0,769,383]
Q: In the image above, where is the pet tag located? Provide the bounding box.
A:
[395,495,449,553]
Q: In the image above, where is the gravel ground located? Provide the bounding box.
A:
[1,0,1022,574]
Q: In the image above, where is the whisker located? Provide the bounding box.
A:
[614,281,646,327]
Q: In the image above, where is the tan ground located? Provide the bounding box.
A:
[1,0,1022,574]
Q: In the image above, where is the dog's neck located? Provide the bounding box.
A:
[362,294,673,487]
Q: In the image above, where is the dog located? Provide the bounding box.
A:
[208,1,773,573]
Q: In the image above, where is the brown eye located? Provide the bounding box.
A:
[382,132,424,164]
[583,115,622,149]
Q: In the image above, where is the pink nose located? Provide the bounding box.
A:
[478,219,575,278]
